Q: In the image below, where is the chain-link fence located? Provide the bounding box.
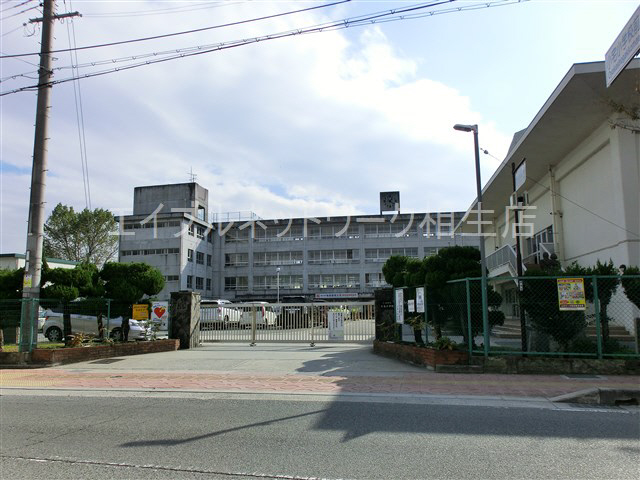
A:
[377,275,640,358]
[439,275,640,358]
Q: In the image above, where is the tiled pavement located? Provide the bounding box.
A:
[2,369,639,399]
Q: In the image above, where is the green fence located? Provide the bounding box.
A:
[379,275,640,359]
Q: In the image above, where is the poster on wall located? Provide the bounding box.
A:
[151,301,169,329]
[328,310,345,340]
[395,288,404,324]
[557,278,586,311]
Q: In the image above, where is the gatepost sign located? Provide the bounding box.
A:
[132,304,150,321]
[394,288,404,324]
[328,309,345,340]
[557,278,586,311]
[416,287,425,313]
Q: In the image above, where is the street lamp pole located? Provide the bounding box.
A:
[454,124,490,357]
[276,267,281,303]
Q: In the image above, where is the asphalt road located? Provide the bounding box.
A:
[1,393,638,480]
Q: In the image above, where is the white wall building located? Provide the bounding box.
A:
[457,60,639,276]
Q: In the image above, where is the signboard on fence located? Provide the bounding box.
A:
[132,304,149,320]
[557,278,586,311]
[328,310,345,340]
[395,288,404,324]
[416,287,425,313]
[151,301,169,329]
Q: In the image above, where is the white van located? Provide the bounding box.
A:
[239,302,277,328]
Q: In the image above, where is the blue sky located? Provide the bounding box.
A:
[1,0,638,254]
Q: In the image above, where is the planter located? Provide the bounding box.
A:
[0,339,180,367]
[373,340,469,369]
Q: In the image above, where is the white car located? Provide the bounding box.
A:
[200,300,241,328]
[42,310,150,342]
[239,302,277,328]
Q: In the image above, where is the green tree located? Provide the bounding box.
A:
[40,262,104,342]
[621,266,640,311]
[100,263,164,319]
[382,246,504,343]
[565,260,619,347]
[43,203,118,266]
[521,269,586,351]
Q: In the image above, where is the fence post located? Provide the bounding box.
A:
[593,276,603,359]
[31,297,38,351]
[106,299,111,333]
[466,279,473,356]
[250,306,256,347]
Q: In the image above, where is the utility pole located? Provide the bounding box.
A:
[19,0,80,352]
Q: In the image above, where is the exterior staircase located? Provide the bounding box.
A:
[493,317,636,342]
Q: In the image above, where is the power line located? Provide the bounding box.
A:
[0,0,34,14]
[64,0,91,210]
[0,0,527,96]
[1,3,38,19]
[1,0,352,58]
[83,1,248,19]
[479,149,640,239]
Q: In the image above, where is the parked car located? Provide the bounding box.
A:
[42,310,150,342]
[38,307,46,332]
[200,299,241,328]
[239,302,277,328]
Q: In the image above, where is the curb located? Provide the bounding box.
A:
[551,388,640,406]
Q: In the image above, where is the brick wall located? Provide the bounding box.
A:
[373,340,469,369]
[29,339,180,365]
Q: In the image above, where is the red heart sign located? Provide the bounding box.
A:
[153,306,166,318]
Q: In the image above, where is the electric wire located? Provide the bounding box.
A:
[1,0,353,58]
[479,149,640,239]
[0,0,34,14]
[1,3,38,19]
[83,0,249,18]
[0,0,526,95]
[64,0,91,209]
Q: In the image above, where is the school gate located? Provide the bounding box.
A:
[199,302,375,345]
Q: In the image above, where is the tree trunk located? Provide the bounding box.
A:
[63,303,72,346]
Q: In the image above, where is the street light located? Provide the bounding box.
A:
[453,123,490,356]
[276,267,281,303]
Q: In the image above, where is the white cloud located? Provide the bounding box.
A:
[1,1,514,254]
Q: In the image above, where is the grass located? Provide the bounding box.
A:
[1,342,65,352]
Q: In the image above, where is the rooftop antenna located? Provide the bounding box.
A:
[188,167,197,183]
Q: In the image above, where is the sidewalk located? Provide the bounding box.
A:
[2,344,639,400]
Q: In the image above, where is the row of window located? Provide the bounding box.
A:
[188,224,213,242]
[186,276,212,291]
[123,221,181,230]
[223,274,387,291]
[224,248,430,266]
[187,249,212,266]
[223,221,455,242]
[122,248,179,256]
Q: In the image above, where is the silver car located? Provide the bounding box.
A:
[42,310,150,342]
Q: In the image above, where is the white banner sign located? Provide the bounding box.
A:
[395,289,404,324]
[416,287,425,313]
[408,300,415,313]
[328,310,345,340]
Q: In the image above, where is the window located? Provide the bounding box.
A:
[196,226,204,239]
[188,224,194,236]
[225,252,248,267]
[253,275,303,290]
[187,249,193,262]
[207,254,212,266]
[206,278,212,291]
[187,275,193,289]
[196,277,204,290]
[165,275,179,282]
[224,276,248,291]
[196,251,204,265]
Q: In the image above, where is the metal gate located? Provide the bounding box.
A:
[199,302,375,344]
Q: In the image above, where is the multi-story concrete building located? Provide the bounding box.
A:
[118,183,479,301]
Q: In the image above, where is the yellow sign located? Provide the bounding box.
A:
[132,304,149,320]
[557,278,586,311]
